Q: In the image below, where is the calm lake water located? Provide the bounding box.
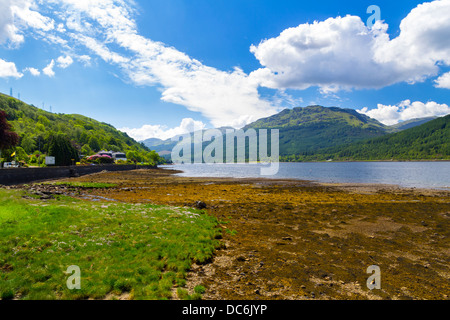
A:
[161,162,450,190]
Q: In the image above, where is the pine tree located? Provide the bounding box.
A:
[48,134,79,166]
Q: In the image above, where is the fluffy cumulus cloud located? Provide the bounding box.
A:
[0,0,55,46]
[250,16,392,93]
[0,0,28,46]
[435,72,450,89]
[250,0,450,93]
[56,55,73,68]
[120,118,207,141]
[40,56,74,77]
[42,59,55,77]
[24,67,40,76]
[358,100,450,126]
[0,58,23,78]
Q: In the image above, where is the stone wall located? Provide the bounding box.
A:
[0,165,155,186]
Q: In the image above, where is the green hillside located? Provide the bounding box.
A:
[245,106,387,155]
[141,105,447,163]
[0,93,163,165]
[287,115,450,161]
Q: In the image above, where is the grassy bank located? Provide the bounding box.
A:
[0,188,221,300]
[40,181,119,189]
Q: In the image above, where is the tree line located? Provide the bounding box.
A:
[280,115,450,162]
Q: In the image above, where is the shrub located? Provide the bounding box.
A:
[194,285,206,294]
[85,155,114,164]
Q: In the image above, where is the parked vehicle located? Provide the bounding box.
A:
[3,162,19,168]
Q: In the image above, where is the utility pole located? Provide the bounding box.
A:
[10,88,12,97]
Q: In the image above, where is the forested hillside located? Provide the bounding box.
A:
[244,106,388,155]
[0,93,162,165]
[283,115,450,161]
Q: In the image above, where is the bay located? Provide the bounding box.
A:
[161,162,450,190]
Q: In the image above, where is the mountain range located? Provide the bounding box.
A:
[306,114,449,161]
[143,105,447,161]
[2,91,446,163]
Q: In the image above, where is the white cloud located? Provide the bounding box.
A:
[12,1,55,32]
[56,23,66,33]
[250,0,450,92]
[70,33,130,65]
[120,118,207,141]
[43,59,55,77]
[435,72,450,89]
[0,0,55,46]
[374,0,450,79]
[0,0,280,128]
[0,58,23,78]
[38,55,73,78]
[77,54,91,66]
[24,67,40,76]
[250,16,390,91]
[56,55,73,68]
[48,0,281,129]
[0,0,26,45]
[4,0,449,131]
[358,100,450,126]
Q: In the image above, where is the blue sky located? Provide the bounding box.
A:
[0,0,449,140]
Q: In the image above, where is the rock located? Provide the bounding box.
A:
[194,201,207,210]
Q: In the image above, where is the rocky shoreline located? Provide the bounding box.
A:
[8,168,450,300]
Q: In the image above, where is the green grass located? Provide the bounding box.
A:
[0,189,221,300]
[40,182,118,189]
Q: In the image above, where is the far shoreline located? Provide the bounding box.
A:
[162,159,450,165]
[160,162,450,192]
[278,159,450,163]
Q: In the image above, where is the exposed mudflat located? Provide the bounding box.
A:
[38,168,450,300]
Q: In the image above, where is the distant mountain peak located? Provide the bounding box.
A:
[245,105,385,131]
